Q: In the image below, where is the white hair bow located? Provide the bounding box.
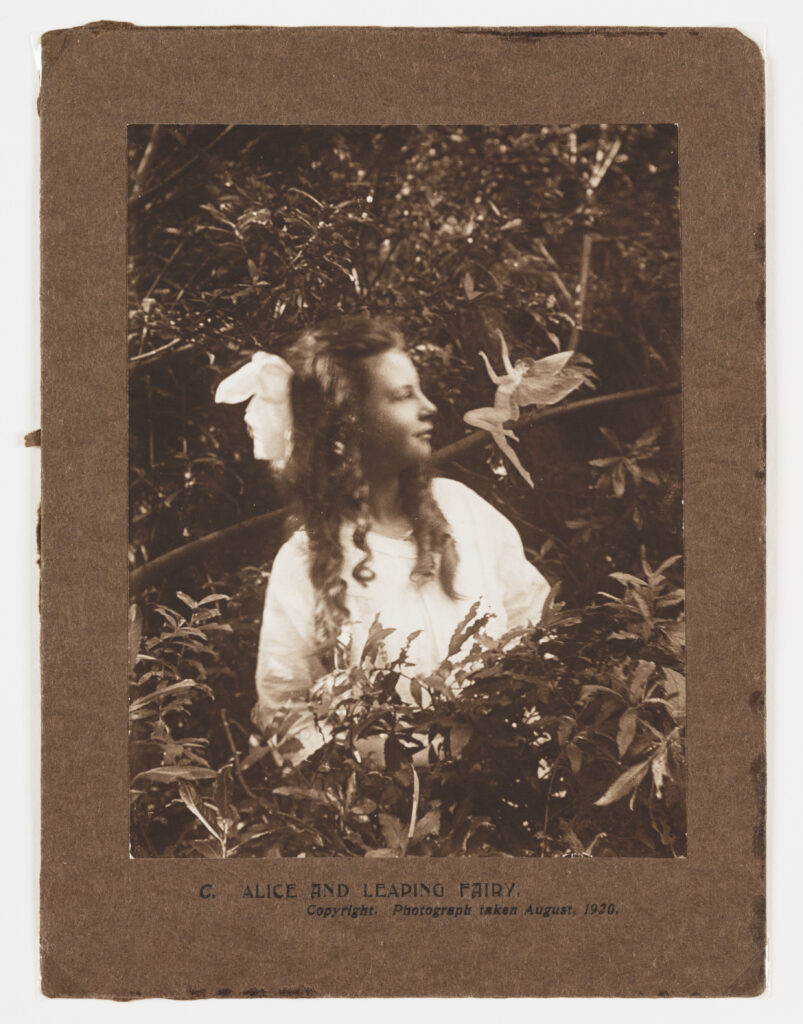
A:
[215,352,294,468]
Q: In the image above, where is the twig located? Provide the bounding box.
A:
[145,375,155,470]
[130,507,285,596]
[129,336,192,367]
[135,819,158,857]
[587,136,622,194]
[143,237,187,301]
[131,124,162,199]
[534,238,573,306]
[129,125,235,208]
[569,233,595,351]
[403,765,420,855]
[541,763,558,857]
[219,707,255,798]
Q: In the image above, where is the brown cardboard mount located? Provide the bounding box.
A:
[39,25,765,998]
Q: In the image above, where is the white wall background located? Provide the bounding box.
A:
[1,3,797,1022]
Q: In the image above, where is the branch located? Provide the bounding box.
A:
[129,336,193,369]
[128,125,235,208]
[130,507,285,596]
[431,381,681,466]
[131,124,162,199]
[129,381,681,596]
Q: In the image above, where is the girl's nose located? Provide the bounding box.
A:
[420,393,437,418]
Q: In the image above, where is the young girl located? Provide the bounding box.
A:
[217,317,550,761]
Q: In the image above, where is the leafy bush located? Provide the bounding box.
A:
[129,548,685,859]
[128,124,680,567]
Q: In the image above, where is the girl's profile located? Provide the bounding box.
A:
[218,317,551,762]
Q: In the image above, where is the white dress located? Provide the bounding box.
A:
[254,478,550,737]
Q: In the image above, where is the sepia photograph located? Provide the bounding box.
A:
[37,22,766,998]
[128,123,686,860]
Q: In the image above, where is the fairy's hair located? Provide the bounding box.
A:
[279,316,459,664]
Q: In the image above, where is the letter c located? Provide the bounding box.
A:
[200,883,214,899]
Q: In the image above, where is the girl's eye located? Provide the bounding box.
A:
[394,387,415,400]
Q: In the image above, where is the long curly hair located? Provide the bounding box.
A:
[279,316,459,664]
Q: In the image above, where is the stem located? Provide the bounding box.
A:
[569,232,594,351]
[541,764,558,857]
[403,765,420,855]
[129,336,193,368]
[145,375,155,470]
[131,125,162,199]
[143,237,187,302]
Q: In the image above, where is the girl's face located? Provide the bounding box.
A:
[359,349,437,472]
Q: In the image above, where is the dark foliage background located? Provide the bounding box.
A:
[128,124,684,858]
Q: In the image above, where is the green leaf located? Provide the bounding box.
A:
[196,593,231,606]
[272,786,332,806]
[578,684,625,703]
[349,799,378,818]
[662,666,686,722]
[612,461,627,497]
[629,661,655,702]
[654,554,682,577]
[239,744,272,771]
[413,807,442,840]
[609,572,648,587]
[594,759,651,807]
[128,603,143,675]
[640,467,662,486]
[378,813,404,850]
[631,590,652,623]
[616,708,638,758]
[651,746,670,798]
[450,722,473,757]
[134,766,218,783]
[447,600,486,657]
[177,779,221,841]
[360,615,396,665]
[566,742,582,775]
[600,426,622,451]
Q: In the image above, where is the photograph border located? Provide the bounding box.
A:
[40,25,764,998]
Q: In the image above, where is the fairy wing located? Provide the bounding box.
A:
[513,352,593,407]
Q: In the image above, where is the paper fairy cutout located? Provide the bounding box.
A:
[463,330,595,486]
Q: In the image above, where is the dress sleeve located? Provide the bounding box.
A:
[491,508,551,629]
[435,478,551,630]
[253,534,323,735]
